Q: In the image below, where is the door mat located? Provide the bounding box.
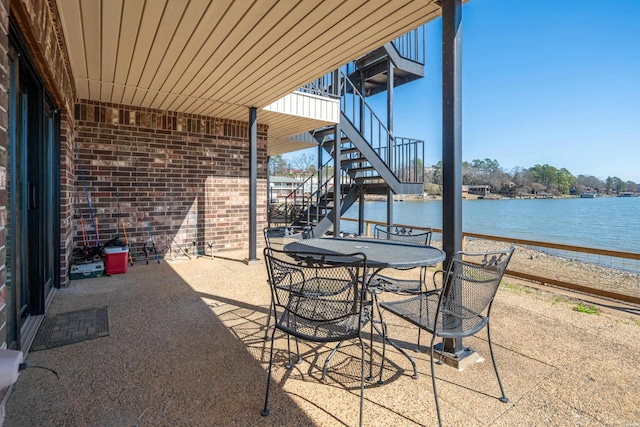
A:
[30,306,109,352]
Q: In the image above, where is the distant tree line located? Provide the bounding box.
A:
[268,154,317,177]
[425,158,638,197]
[270,154,638,197]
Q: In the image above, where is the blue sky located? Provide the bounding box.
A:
[287,0,640,183]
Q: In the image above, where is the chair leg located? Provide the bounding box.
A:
[286,335,294,369]
[487,323,509,403]
[368,299,376,381]
[376,299,417,380]
[358,337,366,427]
[415,268,427,353]
[264,301,273,340]
[429,336,443,427]
[365,293,387,381]
[370,293,389,383]
[436,339,446,365]
[280,335,301,368]
[377,318,388,384]
[295,337,302,364]
[322,341,344,383]
[261,328,277,417]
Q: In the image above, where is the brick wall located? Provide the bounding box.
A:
[74,100,268,263]
[10,0,75,114]
[59,113,74,285]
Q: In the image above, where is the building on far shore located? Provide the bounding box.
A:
[465,185,491,198]
[268,176,303,202]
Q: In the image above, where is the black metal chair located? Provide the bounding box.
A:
[262,226,313,341]
[374,224,432,245]
[263,226,313,251]
[372,224,433,293]
[262,247,369,427]
[379,247,515,427]
[372,224,433,350]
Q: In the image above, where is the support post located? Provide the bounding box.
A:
[246,107,259,264]
[358,190,365,236]
[440,0,472,366]
[386,59,394,226]
[332,69,341,237]
[359,70,366,236]
[266,158,271,226]
[333,123,341,237]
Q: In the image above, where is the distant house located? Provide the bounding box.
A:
[468,185,491,197]
[290,169,309,180]
[269,176,303,202]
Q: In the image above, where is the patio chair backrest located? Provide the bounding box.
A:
[374,224,432,246]
[263,247,367,342]
[263,226,313,250]
[435,247,515,338]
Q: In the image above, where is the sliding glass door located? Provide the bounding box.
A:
[6,32,60,350]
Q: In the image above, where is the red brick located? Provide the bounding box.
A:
[73,100,267,257]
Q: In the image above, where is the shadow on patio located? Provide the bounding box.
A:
[6,251,640,426]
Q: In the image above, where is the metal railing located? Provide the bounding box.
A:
[297,78,339,98]
[341,217,640,305]
[386,137,425,183]
[294,27,427,186]
[392,25,426,64]
[268,158,358,228]
[339,69,424,183]
[301,73,336,98]
[267,193,309,227]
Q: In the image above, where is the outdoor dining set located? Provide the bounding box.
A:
[261,225,515,427]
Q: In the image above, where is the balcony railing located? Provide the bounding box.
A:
[268,158,358,228]
[339,69,425,183]
[392,25,426,64]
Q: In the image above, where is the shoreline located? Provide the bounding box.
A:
[364,194,633,201]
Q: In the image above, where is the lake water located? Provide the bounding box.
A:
[342,197,640,253]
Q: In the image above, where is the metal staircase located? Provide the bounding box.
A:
[269,26,427,237]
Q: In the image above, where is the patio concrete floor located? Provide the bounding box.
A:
[5,250,640,426]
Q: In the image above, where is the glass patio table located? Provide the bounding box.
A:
[283,237,446,382]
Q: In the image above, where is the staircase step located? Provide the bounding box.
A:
[341,156,367,164]
[326,146,358,157]
[354,177,386,184]
[349,166,377,173]
[323,137,352,151]
[340,157,369,167]
[361,185,392,195]
[340,147,359,155]
[354,46,388,69]
[314,127,335,138]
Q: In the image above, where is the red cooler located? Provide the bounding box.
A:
[104,245,129,274]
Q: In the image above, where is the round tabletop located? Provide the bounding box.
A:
[283,237,445,269]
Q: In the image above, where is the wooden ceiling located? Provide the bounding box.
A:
[56,0,443,151]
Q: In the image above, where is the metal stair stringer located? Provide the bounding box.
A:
[311,183,361,237]
[383,42,424,78]
[339,112,403,194]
